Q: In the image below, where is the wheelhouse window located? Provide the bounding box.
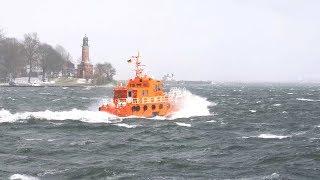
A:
[114,89,127,98]
[154,84,161,91]
[142,90,148,96]
[128,91,132,98]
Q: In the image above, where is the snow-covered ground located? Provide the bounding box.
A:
[0,77,55,86]
[15,77,43,84]
[1,77,96,86]
[76,78,87,84]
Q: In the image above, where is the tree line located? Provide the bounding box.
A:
[0,31,72,83]
[0,30,116,84]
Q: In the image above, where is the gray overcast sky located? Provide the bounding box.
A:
[1,0,320,82]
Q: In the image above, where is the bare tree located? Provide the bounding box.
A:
[1,38,25,80]
[23,33,40,83]
[0,31,6,81]
[93,62,116,85]
[38,43,52,82]
[39,43,64,81]
[55,45,76,77]
[55,45,72,62]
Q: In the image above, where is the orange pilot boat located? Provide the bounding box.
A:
[99,52,181,118]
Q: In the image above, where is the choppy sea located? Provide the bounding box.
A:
[0,82,320,179]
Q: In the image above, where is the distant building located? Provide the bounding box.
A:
[77,35,93,79]
[62,61,75,77]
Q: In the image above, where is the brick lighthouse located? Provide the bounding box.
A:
[77,35,93,79]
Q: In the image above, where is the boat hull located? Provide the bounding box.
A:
[99,102,177,118]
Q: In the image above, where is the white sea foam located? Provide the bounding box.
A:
[8,97,16,101]
[257,134,290,139]
[206,120,216,123]
[70,140,95,146]
[310,137,320,141]
[265,172,280,179]
[175,122,191,127]
[297,98,320,102]
[115,123,138,128]
[0,109,117,123]
[88,97,111,112]
[49,122,64,126]
[24,138,57,142]
[241,136,250,139]
[9,174,39,180]
[242,134,290,139]
[84,86,92,90]
[25,138,42,141]
[37,169,69,176]
[168,89,213,119]
[273,104,281,107]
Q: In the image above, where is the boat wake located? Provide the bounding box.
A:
[0,89,213,123]
[0,109,117,124]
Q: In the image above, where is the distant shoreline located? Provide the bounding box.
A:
[0,85,91,87]
[0,83,114,87]
[1,81,320,87]
[0,77,115,87]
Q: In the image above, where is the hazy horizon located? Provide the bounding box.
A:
[1,0,320,82]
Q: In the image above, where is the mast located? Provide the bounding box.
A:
[128,52,144,78]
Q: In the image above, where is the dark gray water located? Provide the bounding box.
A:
[1,82,320,179]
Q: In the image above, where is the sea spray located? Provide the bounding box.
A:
[88,97,111,111]
[169,88,213,119]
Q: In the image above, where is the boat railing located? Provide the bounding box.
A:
[115,96,170,105]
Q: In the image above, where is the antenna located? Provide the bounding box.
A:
[128,51,145,77]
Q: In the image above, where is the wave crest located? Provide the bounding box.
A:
[9,174,39,180]
[258,134,290,139]
[168,89,213,119]
[175,122,191,127]
[297,98,320,102]
[242,134,290,139]
[0,109,117,123]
